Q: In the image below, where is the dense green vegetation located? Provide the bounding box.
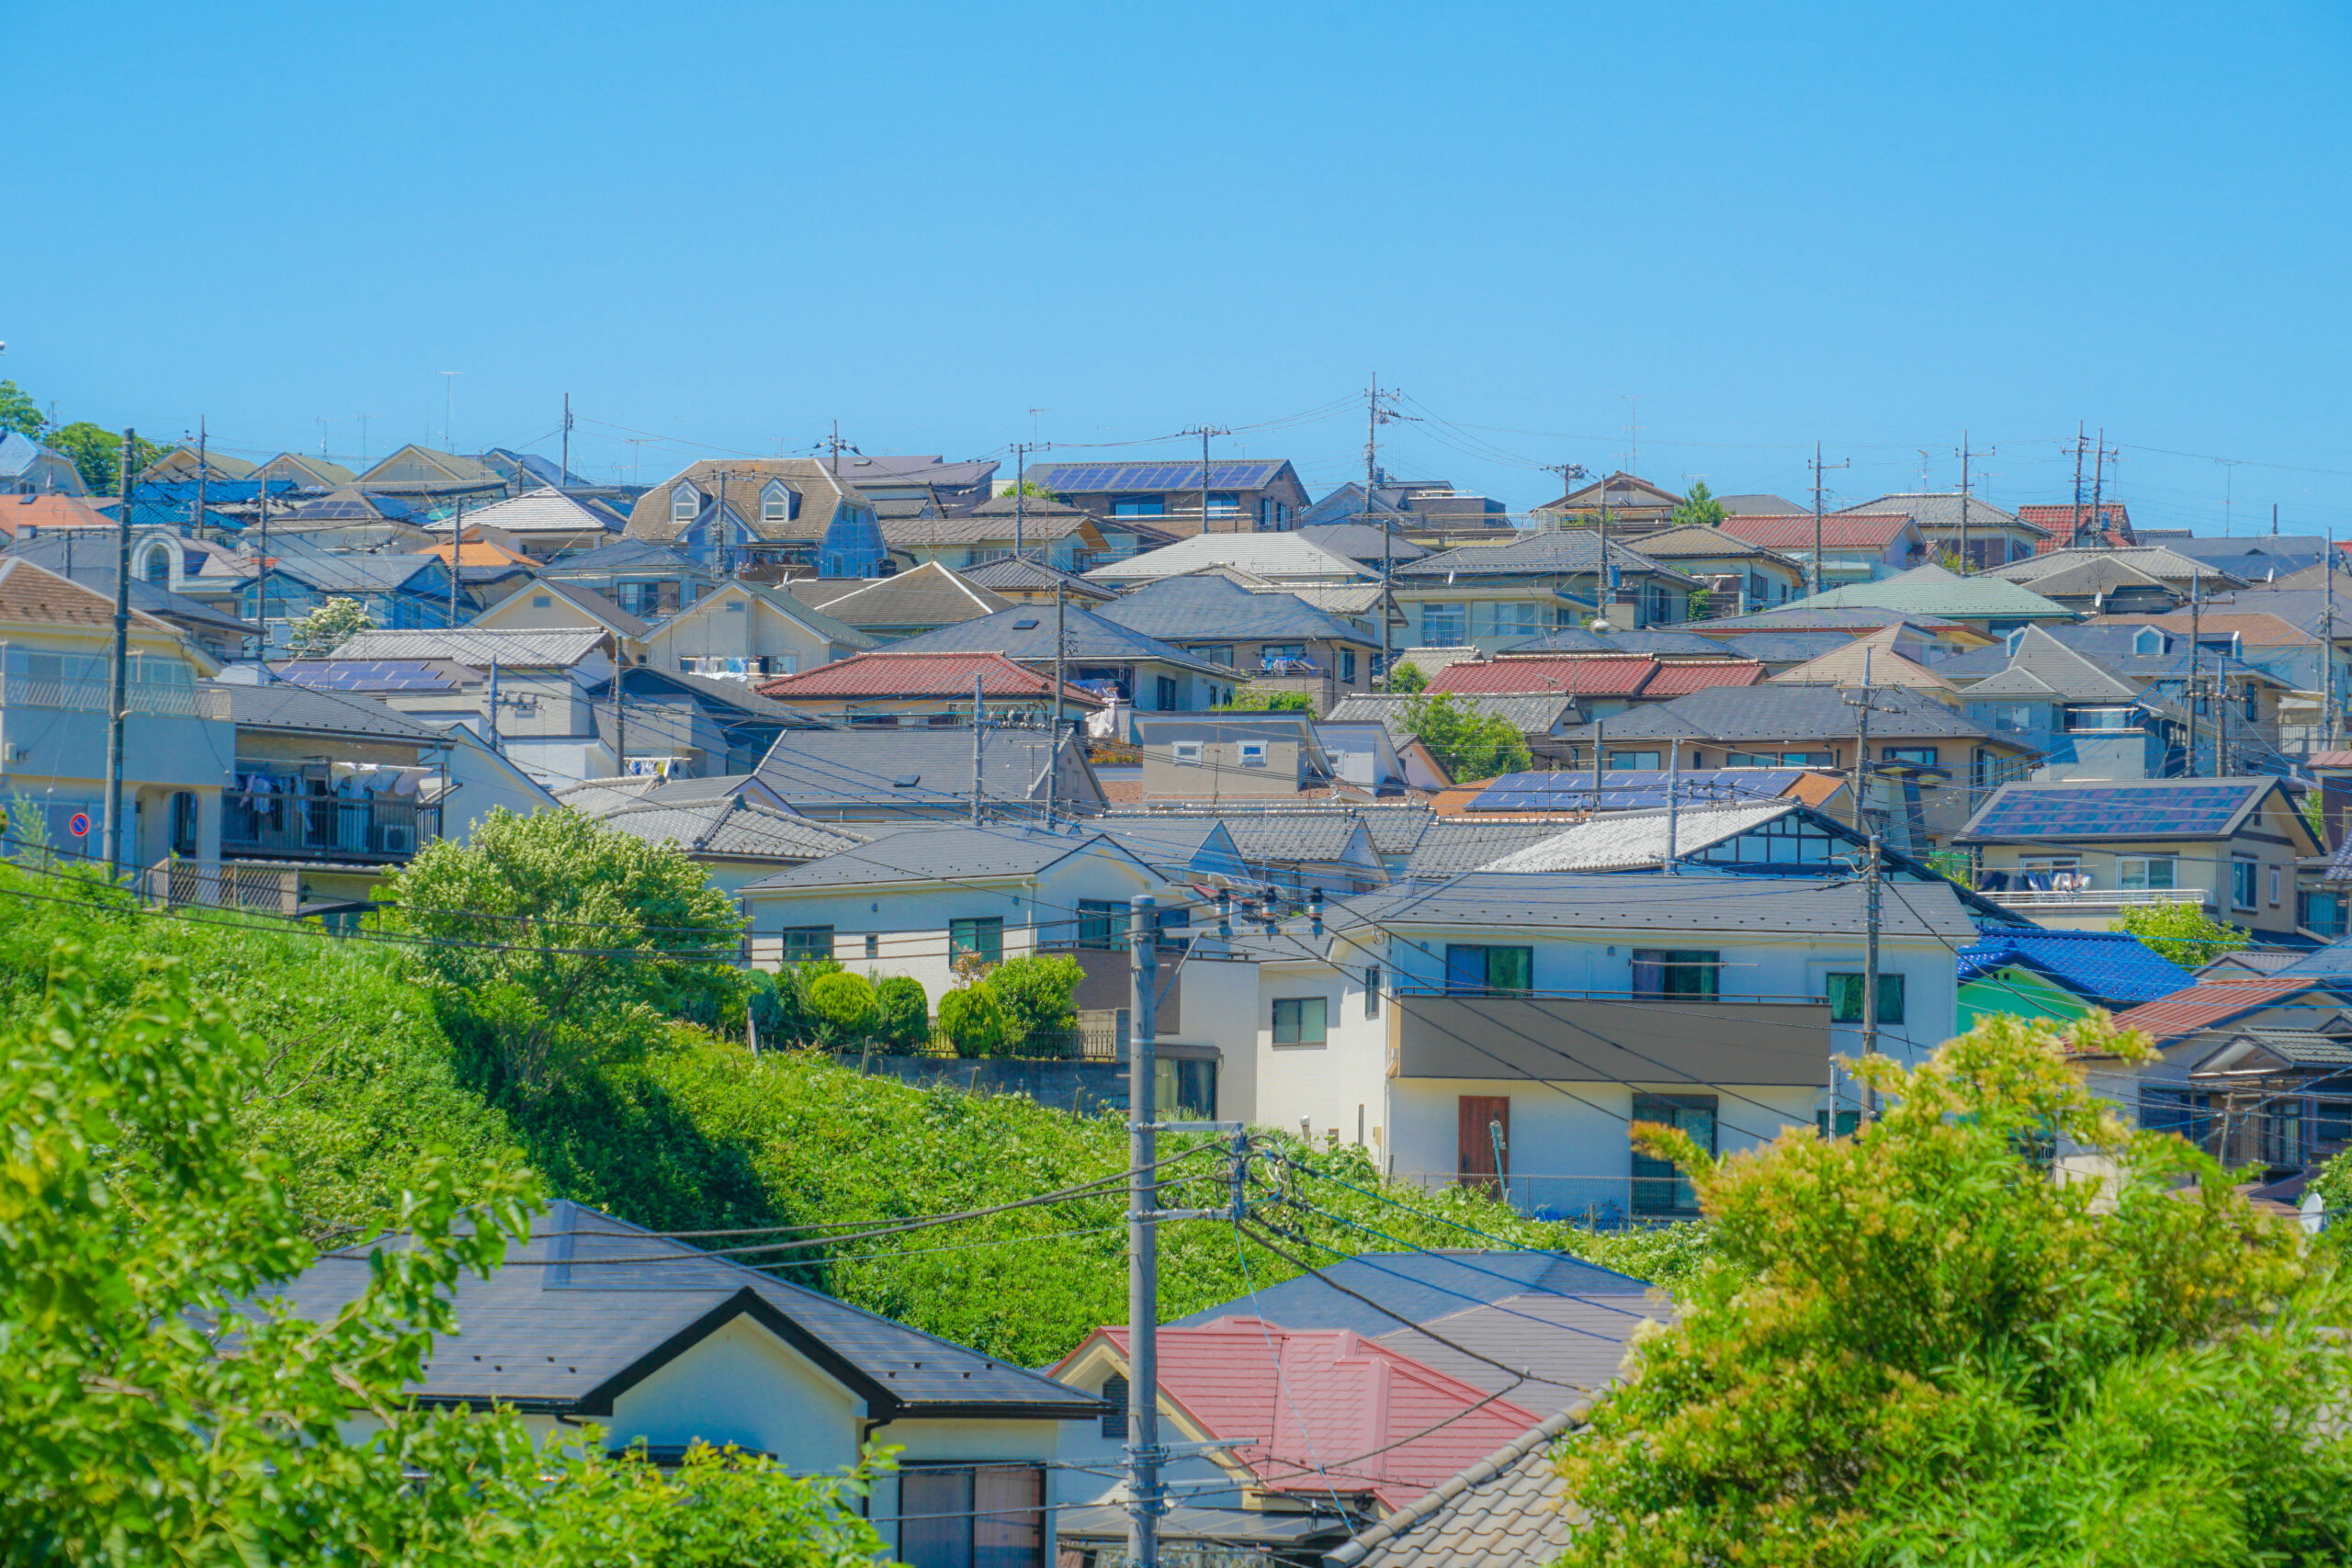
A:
[2110,900,2251,968]
[0,840,1704,1369]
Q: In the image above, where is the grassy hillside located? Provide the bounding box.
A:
[0,860,1706,1367]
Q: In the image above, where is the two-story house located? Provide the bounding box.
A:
[1789,563,2079,637]
[1096,572,1381,714]
[1611,525,1808,615]
[1712,513,1928,589]
[241,551,460,650]
[536,537,720,621]
[626,459,890,579]
[1933,626,2180,781]
[1838,493,2052,570]
[428,487,625,560]
[752,649,1104,730]
[787,561,1013,644]
[0,430,89,495]
[644,577,876,683]
[1026,458,1313,536]
[882,495,1113,575]
[882,604,1243,714]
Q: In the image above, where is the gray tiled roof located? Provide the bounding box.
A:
[880,604,1237,678]
[1943,626,2145,702]
[1328,1404,1587,1568]
[263,1199,1102,1420]
[739,823,1140,891]
[1403,820,1589,878]
[1501,627,1732,657]
[1837,491,2038,533]
[222,681,440,739]
[1339,871,1979,938]
[1350,804,1436,856]
[1294,522,1432,562]
[589,798,865,862]
[1395,532,1696,585]
[2219,1029,2352,1066]
[1557,682,1993,744]
[1328,692,1578,746]
[1097,573,1379,647]
[537,538,706,576]
[334,626,608,666]
[956,554,1117,600]
[753,728,1094,812]
[265,554,444,593]
[1132,811,1373,866]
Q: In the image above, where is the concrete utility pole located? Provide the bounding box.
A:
[2069,423,2089,547]
[1848,647,1875,835]
[1862,829,1883,1122]
[1125,892,1162,1568]
[193,417,208,537]
[254,472,274,663]
[1807,444,1849,598]
[1047,578,1068,822]
[2086,429,2114,553]
[487,659,503,754]
[1363,378,1397,678]
[560,392,573,489]
[103,428,135,880]
[969,672,986,825]
[2187,570,2203,777]
[1956,432,1991,573]
[612,634,628,778]
[2327,530,2339,751]
[1544,461,1591,625]
[1181,425,1229,534]
[448,497,465,629]
[1012,442,1027,560]
[1663,737,1681,874]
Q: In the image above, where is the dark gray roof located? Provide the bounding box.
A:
[1328,692,1577,746]
[585,798,865,862]
[543,538,709,575]
[3,542,256,633]
[1351,804,1436,856]
[880,603,1235,677]
[1294,522,1432,563]
[263,1199,1102,1420]
[1691,606,1961,632]
[1097,573,1378,647]
[1683,630,1858,665]
[1100,810,1374,867]
[1558,682,1993,744]
[222,681,440,739]
[1502,627,1728,657]
[1172,1248,1648,1334]
[2213,1029,2352,1066]
[956,554,1117,600]
[1403,820,1589,878]
[1328,1403,1586,1568]
[1943,626,2147,702]
[1339,871,1978,938]
[264,554,443,593]
[739,823,1146,891]
[1395,531,1694,585]
[753,728,1092,812]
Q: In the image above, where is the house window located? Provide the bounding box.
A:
[950,916,1005,965]
[1155,675,1178,709]
[169,791,199,857]
[761,481,797,523]
[670,484,699,524]
[1632,949,1719,998]
[2317,1100,2352,1146]
[1826,972,1905,1023]
[1608,750,1663,770]
[1444,944,1532,994]
[1631,1093,1716,1216]
[1781,750,1835,767]
[1171,740,1204,765]
[1340,649,1357,682]
[1363,964,1381,1018]
[1157,1055,1216,1117]
[1261,643,1306,666]
[1077,899,1129,949]
[1816,1108,1861,1139]
[1198,646,1234,667]
[1204,491,1240,516]
[1100,1373,1129,1438]
[1272,997,1329,1044]
[2245,688,2260,722]
[865,933,879,959]
[2140,1089,2199,1138]
[1112,497,1165,518]
[1257,498,1289,531]
[1993,705,2037,734]
[2120,857,2177,891]
[1491,602,1540,638]
[2233,859,2258,910]
[532,594,552,607]
[2064,705,2136,731]
[777,925,833,963]
[1238,741,1268,768]
[1420,604,1466,645]
[2303,890,2346,938]
[898,1463,1045,1568]
[141,544,172,583]
[2269,864,2282,907]
[1882,746,1938,766]
[2133,626,2167,656]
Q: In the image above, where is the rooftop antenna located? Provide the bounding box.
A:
[436,371,463,449]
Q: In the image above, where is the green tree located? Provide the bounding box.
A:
[0,379,42,438]
[937,985,1010,1057]
[985,952,1085,1048]
[45,422,167,495]
[284,593,377,656]
[379,807,747,1097]
[2112,900,2250,969]
[871,974,930,1050]
[1385,660,1428,694]
[1214,688,1312,712]
[1555,1012,2352,1568]
[0,946,888,1564]
[806,970,877,1043]
[1666,478,1726,530]
[1000,479,1055,499]
[1399,690,1532,782]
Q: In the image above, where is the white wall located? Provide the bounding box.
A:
[607,1315,864,1472]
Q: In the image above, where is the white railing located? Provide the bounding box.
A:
[1985,886,2211,908]
[1,676,232,719]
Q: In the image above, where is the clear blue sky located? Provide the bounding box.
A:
[9,2,2351,531]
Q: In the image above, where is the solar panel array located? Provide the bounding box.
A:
[1468,769,1805,813]
[1970,783,2259,840]
[1032,461,1280,492]
[277,660,458,692]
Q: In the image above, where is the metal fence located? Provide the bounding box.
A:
[220,791,442,862]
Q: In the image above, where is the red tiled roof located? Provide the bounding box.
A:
[2106,977,2339,1043]
[2018,503,2135,553]
[753,649,1103,705]
[1429,655,1657,697]
[1068,1320,1541,1508]
[1643,659,1766,694]
[0,492,115,537]
[1714,513,1916,550]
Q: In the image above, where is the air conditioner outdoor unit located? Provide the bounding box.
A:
[379,825,417,854]
[1,743,25,763]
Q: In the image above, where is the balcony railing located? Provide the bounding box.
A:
[221,791,442,863]
[1983,886,2211,908]
[1387,991,1833,1087]
[1,675,232,719]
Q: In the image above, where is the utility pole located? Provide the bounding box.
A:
[1364,377,1398,679]
[971,672,985,826]
[1125,892,1162,1568]
[2068,424,2088,547]
[447,497,465,628]
[1847,647,1875,835]
[611,634,628,777]
[1663,737,1680,874]
[829,419,842,476]
[254,472,273,662]
[2086,429,2115,552]
[1047,578,1066,822]
[1955,432,1991,573]
[1807,444,1849,598]
[1590,716,1605,801]
[487,660,502,754]
[1012,442,1027,560]
[2327,529,2339,751]
[1862,829,1883,1122]
[1180,425,1229,534]
[103,428,135,881]
[2187,570,2202,777]
[1544,461,1591,620]
[193,417,208,538]
[560,392,573,489]
[438,371,463,449]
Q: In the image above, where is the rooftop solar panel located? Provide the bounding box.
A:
[1971,783,2258,840]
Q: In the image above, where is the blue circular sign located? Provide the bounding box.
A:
[66,812,91,839]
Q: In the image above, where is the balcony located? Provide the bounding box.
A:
[1978,885,2211,913]
[2,674,232,719]
[1386,988,1832,1087]
[221,790,443,863]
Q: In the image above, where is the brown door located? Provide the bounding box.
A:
[1457,1096,1510,1195]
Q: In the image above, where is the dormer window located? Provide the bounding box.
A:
[671,483,701,525]
[2133,626,2165,656]
[2004,628,2028,656]
[141,543,172,583]
[761,481,797,524]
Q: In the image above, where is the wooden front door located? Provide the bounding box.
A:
[1457,1095,1510,1195]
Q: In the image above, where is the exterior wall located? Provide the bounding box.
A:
[605,1316,864,1470]
[1957,964,2086,1032]
[471,589,642,657]
[1973,807,2312,940]
[1140,737,1308,796]
[866,1416,1072,1565]
[648,587,845,678]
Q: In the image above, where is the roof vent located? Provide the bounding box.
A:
[893,773,921,788]
[1013,617,1040,629]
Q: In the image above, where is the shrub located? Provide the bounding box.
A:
[806,972,877,1043]
[985,953,1085,1048]
[936,986,1009,1057]
[2112,900,2250,969]
[872,976,930,1050]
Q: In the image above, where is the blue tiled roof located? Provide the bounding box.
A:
[2276,938,2352,977]
[1958,927,2194,1006]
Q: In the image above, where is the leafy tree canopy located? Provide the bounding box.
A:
[45,422,168,495]
[1556,1012,2352,1568]
[1667,478,1726,529]
[1399,689,1532,782]
[2111,900,2250,969]
[284,594,377,655]
[1214,687,1314,712]
[1385,660,1428,694]
[0,379,42,438]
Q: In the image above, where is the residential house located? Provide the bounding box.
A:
[1932,626,2180,781]
[1094,571,1381,713]
[1329,690,1581,769]
[263,488,440,550]
[1555,684,2025,848]
[1959,777,2322,941]
[1048,1319,1544,1559]
[1838,492,2051,570]
[1297,480,1515,546]
[1989,546,2245,610]
[269,1198,1102,1568]
[1781,563,2078,635]
[1294,520,1434,571]
[594,664,826,777]
[537,537,720,620]
[1310,721,1452,794]
[956,553,1120,606]
[353,445,510,502]
[2098,972,2352,1171]
[1083,529,1374,590]
[1324,1406,1588,1568]
[1473,798,1986,889]
[881,604,1244,713]
[1389,533,1690,648]
[1956,927,2195,1032]
[823,454,999,511]
[553,775,864,893]
[0,491,116,540]
[882,495,1112,574]
[2015,502,2138,552]
[1611,524,1808,615]
[644,577,875,683]
[2087,608,2328,753]
[0,557,233,875]
[1098,808,1385,895]
[787,560,1012,643]
[1530,470,1685,526]
[250,452,357,491]
[277,626,617,784]
[625,459,889,579]
[1766,625,1962,705]
[0,431,88,495]
[1711,513,1928,588]
[240,552,460,649]
[752,649,1104,729]
[426,487,624,560]
[1681,604,1993,656]
[1247,873,1971,1218]
[2163,533,2335,581]
[1428,653,1765,721]
[139,445,258,484]
[1130,713,1338,799]
[1433,767,1849,823]
[1026,457,1313,536]
[754,728,1105,822]
[469,576,652,662]
[5,530,256,663]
